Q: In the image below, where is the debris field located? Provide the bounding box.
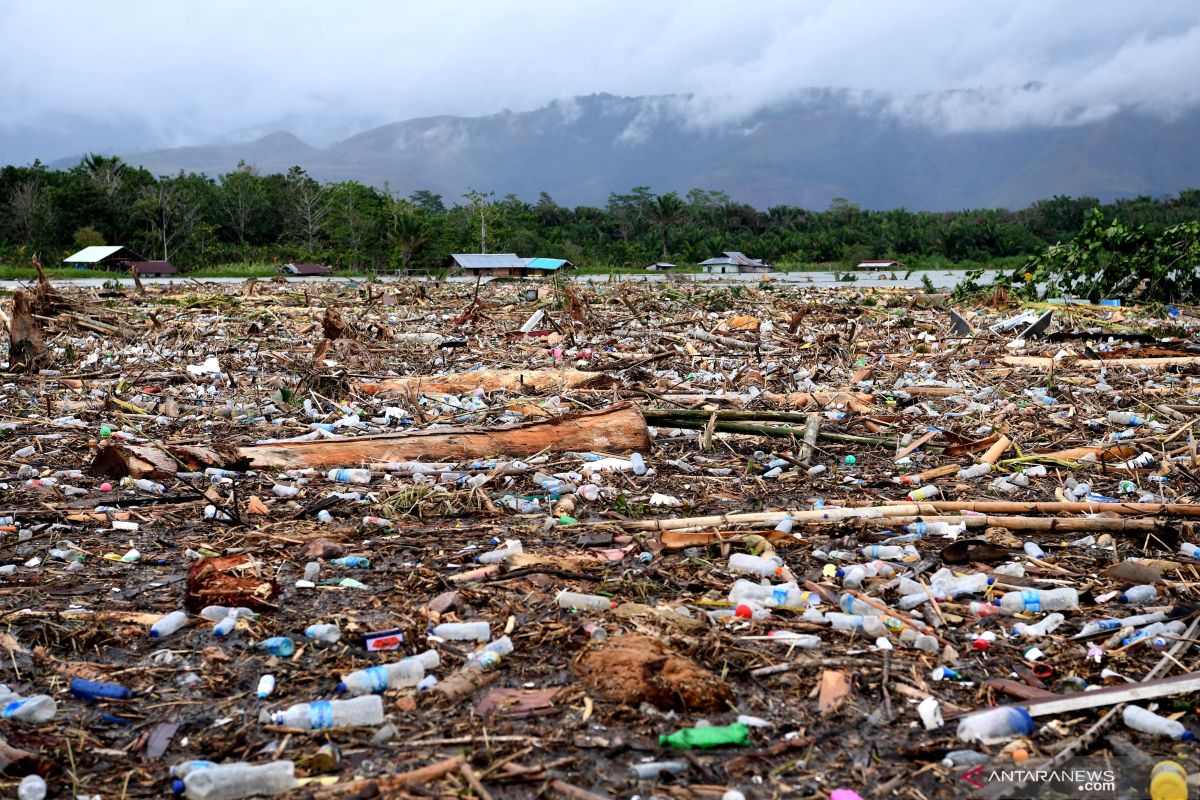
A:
[2,274,1200,799]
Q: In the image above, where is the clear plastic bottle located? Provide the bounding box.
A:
[465,636,514,670]
[134,478,166,494]
[182,761,297,800]
[477,540,523,564]
[905,521,965,538]
[728,553,784,578]
[1121,584,1158,604]
[1022,541,1046,559]
[906,485,941,501]
[272,695,384,729]
[555,591,614,611]
[326,468,373,484]
[338,660,425,694]
[0,693,57,722]
[271,484,299,498]
[429,621,491,641]
[212,612,237,637]
[150,610,189,638]
[629,761,687,779]
[305,624,342,644]
[256,675,275,699]
[18,774,46,800]
[995,588,1078,612]
[200,606,255,622]
[859,545,904,560]
[838,593,884,616]
[1181,543,1199,558]
[956,706,1034,742]
[1122,706,1194,740]
[1107,411,1144,426]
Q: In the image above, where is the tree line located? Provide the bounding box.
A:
[4,156,1200,271]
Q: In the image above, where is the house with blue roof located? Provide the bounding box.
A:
[450,253,575,278]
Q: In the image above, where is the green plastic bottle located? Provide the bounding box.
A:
[659,722,750,749]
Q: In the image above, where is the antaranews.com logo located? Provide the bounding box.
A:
[955,757,1145,799]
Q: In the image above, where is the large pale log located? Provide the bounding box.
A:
[357,368,612,396]
[1003,355,1200,370]
[90,404,650,476]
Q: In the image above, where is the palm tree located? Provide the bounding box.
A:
[648,192,688,260]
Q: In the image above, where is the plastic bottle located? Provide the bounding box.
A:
[150,610,189,638]
[906,485,941,501]
[1012,613,1065,639]
[305,624,342,644]
[256,675,275,699]
[957,463,992,479]
[838,594,884,616]
[133,478,166,494]
[326,468,373,484]
[182,761,297,800]
[1122,706,1194,740]
[1179,543,1199,558]
[271,484,299,498]
[200,606,256,622]
[555,591,614,611]
[338,660,425,694]
[429,621,491,641]
[17,775,45,800]
[272,695,385,729]
[1022,541,1046,559]
[465,636,514,670]
[956,706,1034,742]
[995,588,1079,613]
[659,722,749,749]
[630,453,647,475]
[905,521,965,538]
[70,678,132,701]
[1108,411,1144,426]
[258,637,296,657]
[476,540,523,564]
[1149,761,1188,800]
[329,556,370,568]
[361,516,392,528]
[0,694,57,722]
[728,553,784,578]
[859,545,904,560]
[1121,584,1158,604]
[629,761,688,780]
[212,612,238,637]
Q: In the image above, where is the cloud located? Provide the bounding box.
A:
[0,0,1196,162]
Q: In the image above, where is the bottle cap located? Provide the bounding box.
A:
[336,682,347,693]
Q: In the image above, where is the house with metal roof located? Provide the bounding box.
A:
[129,260,178,277]
[644,262,677,271]
[280,262,333,276]
[63,245,145,271]
[697,251,772,274]
[856,259,905,271]
[450,254,574,278]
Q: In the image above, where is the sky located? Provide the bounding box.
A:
[1,0,1198,164]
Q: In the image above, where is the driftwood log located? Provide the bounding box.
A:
[356,368,613,396]
[90,403,650,478]
[7,291,46,373]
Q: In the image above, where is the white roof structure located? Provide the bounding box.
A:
[64,245,142,264]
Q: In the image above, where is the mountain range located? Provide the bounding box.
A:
[51,92,1200,210]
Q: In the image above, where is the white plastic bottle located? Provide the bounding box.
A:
[271,484,299,498]
[327,468,373,484]
[1107,411,1144,426]
[556,591,614,611]
[956,707,1035,742]
[272,695,384,729]
[995,588,1078,612]
[256,675,275,699]
[1120,585,1158,604]
[838,594,884,616]
[183,761,297,800]
[727,553,784,578]
[1022,541,1046,559]
[957,463,992,479]
[1122,706,1194,740]
[859,545,904,560]
[1012,613,1065,638]
[1181,543,1199,558]
[338,660,425,694]
[305,624,342,644]
[150,610,189,638]
[430,621,491,641]
[477,540,523,564]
